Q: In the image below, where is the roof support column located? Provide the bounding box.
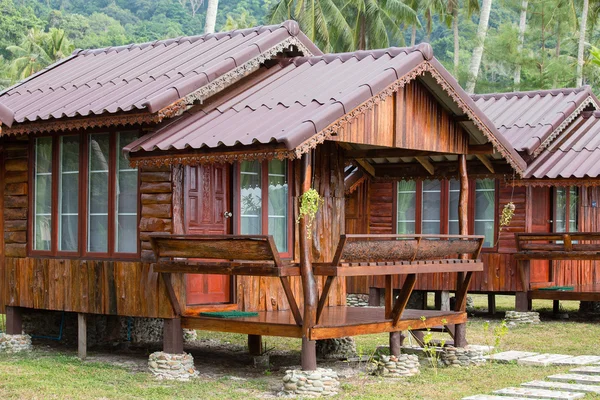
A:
[455,154,469,348]
[299,151,318,371]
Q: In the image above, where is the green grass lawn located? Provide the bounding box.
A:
[1,295,599,400]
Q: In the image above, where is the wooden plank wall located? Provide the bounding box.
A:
[346,180,529,294]
[334,80,470,154]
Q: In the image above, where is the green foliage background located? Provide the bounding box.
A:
[0,0,599,93]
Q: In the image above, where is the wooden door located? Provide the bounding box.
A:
[529,186,552,284]
[185,164,232,305]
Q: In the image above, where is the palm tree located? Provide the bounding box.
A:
[0,56,12,90]
[420,0,449,43]
[221,11,258,31]
[448,0,479,77]
[204,0,220,33]
[576,0,589,86]
[513,0,528,89]
[465,0,493,93]
[268,0,354,52]
[8,28,74,81]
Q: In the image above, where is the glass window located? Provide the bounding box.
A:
[422,180,441,234]
[34,137,53,251]
[397,180,416,234]
[555,187,578,233]
[115,132,138,253]
[58,136,79,252]
[448,179,460,235]
[240,160,262,235]
[474,179,496,247]
[88,133,110,253]
[268,160,288,253]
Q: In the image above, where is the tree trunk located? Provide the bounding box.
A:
[513,0,528,90]
[453,6,459,77]
[465,0,493,94]
[411,25,417,46]
[577,0,589,87]
[204,0,220,34]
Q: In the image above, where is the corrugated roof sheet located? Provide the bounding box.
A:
[471,87,598,156]
[526,111,600,178]
[125,43,526,172]
[0,21,320,126]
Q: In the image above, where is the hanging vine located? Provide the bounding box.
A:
[297,188,324,239]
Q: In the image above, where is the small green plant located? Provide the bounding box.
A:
[420,316,446,374]
[482,319,509,353]
[297,188,324,239]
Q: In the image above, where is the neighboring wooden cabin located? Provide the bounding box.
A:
[346,87,600,310]
[0,22,517,368]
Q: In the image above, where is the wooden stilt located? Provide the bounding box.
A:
[78,313,87,360]
[488,294,496,315]
[516,259,531,312]
[435,291,450,311]
[421,291,428,310]
[163,318,184,354]
[368,287,381,306]
[454,323,467,348]
[553,300,560,314]
[299,153,318,371]
[515,292,529,312]
[454,154,469,347]
[5,306,23,335]
[389,332,402,357]
[248,334,263,356]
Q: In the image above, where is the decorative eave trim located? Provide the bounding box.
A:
[291,61,525,177]
[130,148,295,168]
[510,178,600,187]
[183,37,314,106]
[532,95,599,157]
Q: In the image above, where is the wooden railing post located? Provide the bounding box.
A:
[299,152,318,371]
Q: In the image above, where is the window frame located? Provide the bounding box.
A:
[235,159,294,259]
[393,178,498,250]
[553,186,580,233]
[28,129,141,260]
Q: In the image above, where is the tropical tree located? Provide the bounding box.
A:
[576,0,589,86]
[420,0,449,42]
[205,0,220,33]
[341,0,420,49]
[513,0,528,89]
[268,0,354,52]
[465,0,493,93]
[0,56,12,90]
[448,0,479,76]
[8,28,74,81]
[222,10,258,30]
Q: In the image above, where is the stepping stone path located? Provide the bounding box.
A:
[463,353,600,400]
[493,387,584,399]
[522,381,600,394]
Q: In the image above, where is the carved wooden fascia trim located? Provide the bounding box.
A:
[130,148,294,168]
[509,178,600,187]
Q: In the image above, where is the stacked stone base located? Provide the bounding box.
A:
[346,294,369,307]
[148,351,199,381]
[440,346,486,367]
[316,337,357,359]
[372,354,420,377]
[505,311,541,325]
[0,334,32,353]
[282,368,340,397]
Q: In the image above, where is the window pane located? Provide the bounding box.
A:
[422,180,441,234]
[241,160,262,234]
[115,132,138,253]
[268,160,288,252]
[569,187,578,232]
[59,136,79,251]
[448,179,460,235]
[555,187,567,233]
[397,180,416,234]
[34,137,53,251]
[88,134,110,252]
[475,179,496,247]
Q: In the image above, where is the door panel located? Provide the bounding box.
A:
[185,164,232,305]
[530,186,552,283]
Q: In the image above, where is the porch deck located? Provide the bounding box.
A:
[181,306,466,341]
[529,284,600,302]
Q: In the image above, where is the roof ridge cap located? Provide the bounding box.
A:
[291,43,432,65]
[472,86,588,100]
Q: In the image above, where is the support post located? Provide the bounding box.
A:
[516,260,531,312]
[368,287,382,306]
[5,306,23,335]
[78,313,87,360]
[389,332,402,357]
[248,334,263,356]
[553,300,560,315]
[299,152,318,371]
[435,291,450,311]
[454,154,469,347]
[488,294,496,315]
[163,318,184,354]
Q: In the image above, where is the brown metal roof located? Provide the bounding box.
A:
[526,111,600,179]
[125,43,526,173]
[472,87,599,156]
[0,21,320,127]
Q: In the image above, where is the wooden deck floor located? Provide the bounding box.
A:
[181,306,466,340]
[529,284,600,302]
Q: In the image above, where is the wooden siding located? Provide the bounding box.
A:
[334,80,469,154]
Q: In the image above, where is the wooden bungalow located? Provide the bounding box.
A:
[0,21,525,370]
[346,86,600,313]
